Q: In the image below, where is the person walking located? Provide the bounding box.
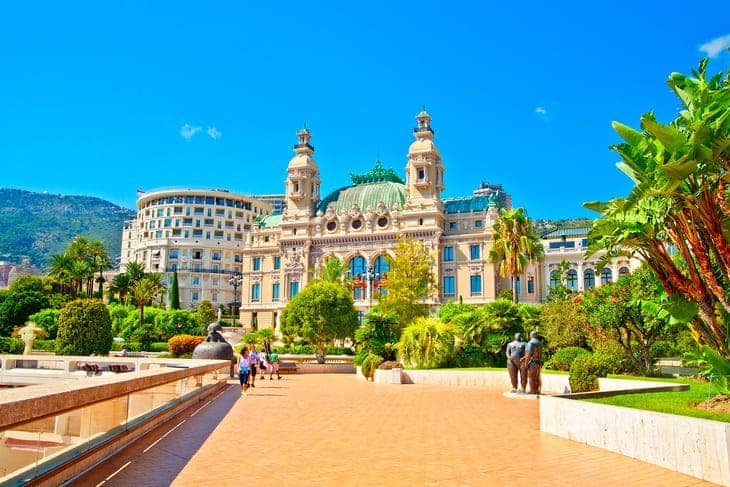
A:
[268,349,281,380]
[238,347,251,396]
[259,350,268,380]
[248,344,259,388]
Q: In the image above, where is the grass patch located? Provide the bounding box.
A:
[586,377,730,423]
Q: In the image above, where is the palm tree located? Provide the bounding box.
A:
[49,253,73,295]
[397,316,455,369]
[108,273,133,304]
[89,240,111,297]
[124,261,145,284]
[489,208,544,303]
[320,257,348,284]
[586,59,730,356]
[130,276,161,329]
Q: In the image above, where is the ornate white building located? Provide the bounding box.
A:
[238,110,541,330]
[120,189,271,310]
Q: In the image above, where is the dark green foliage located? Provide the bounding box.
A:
[0,337,24,353]
[437,301,476,323]
[169,271,180,310]
[276,343,316,354]
[0,289,50,336]
[448,345,490,368]
[56,299,113,355]
[650,340,678,359]
[196,300,217,328]
[28,309,61,339]
[569,355,609,393]
[0,189,134,270]
[354,312,399,366]
[546,347,591,371]
[154,309,203,340]
[32,339,56,352]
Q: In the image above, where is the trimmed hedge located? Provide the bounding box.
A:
[56,299,113,356]
[168,335,205,356]
[149,342,169,352]
[546,346,591,371]
[569,355,610,393]
[32,339,56,352]
[0,337,24,354]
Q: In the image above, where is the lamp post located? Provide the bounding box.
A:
[364,265,379,311]
[228,272,243,326]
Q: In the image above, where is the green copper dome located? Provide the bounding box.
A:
[317,181,407,215]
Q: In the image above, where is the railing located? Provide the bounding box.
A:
[0,356,230,484]
[165,267,240,275]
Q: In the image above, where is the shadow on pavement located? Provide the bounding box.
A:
[70,384,240,486]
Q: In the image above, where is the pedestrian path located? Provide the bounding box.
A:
[75,374,713,486]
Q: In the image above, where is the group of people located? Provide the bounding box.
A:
[237,344,281,395]
[505,331,543,394]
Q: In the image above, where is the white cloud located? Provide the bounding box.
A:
[180,123,202,140]
[207,127,222,139]
[535,106,547,115]
[699,34,730,58]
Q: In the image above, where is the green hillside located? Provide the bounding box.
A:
[0,189,135,271]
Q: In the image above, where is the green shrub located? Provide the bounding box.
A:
[569,355,610,393]
[361,353,383,380]
[397,317,455,369]
[448,345,489,368]
[327,346,354,355]
[149,342,169,352]
[546,346,591,371]
[0,337,24,354]
[32,339,56,352]
[126,342,143,352]
[496,288,514,301]
[56,299,113,356]
[650,340,677,359]
[168,335,205,356]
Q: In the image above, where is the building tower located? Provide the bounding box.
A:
[405,109,445,207]
[283,126,320,220]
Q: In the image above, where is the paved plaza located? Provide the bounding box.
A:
[75,374,713,486]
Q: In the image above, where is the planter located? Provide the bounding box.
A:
[391,368,402,384]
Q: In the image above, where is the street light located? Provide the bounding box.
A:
[228,272,243,326]
[364,265,380,310]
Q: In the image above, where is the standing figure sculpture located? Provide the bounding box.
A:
[505,332,526,393]
[523,331,543,395]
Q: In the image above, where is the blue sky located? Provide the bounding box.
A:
[1,1,729,219]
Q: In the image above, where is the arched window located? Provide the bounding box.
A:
[550,270,560,287]
[372,255,390,295]
[566,269,578,291]
[348,256,367,300]
[601,268,613,285]
[584,269,595,289]
[619,266,630,276]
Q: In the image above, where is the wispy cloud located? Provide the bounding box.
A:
[699,34,730,58]
[207,127,222,139]
[535,106,547,115]
[180,123,202,140]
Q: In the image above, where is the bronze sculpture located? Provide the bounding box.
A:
[505,332,526,393]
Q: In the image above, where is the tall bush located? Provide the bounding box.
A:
[397,317,455,369]
[56,299,113,355]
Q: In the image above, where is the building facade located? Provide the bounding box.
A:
[120,189,272,311]
[238,110,544,330]
[540,227,642,296]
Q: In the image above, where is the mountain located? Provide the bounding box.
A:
[0,189,135,271]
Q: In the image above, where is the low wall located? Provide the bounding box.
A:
[296,363,355,374]
[540,394,730,485]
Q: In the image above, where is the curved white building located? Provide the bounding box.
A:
[120,188,272,311]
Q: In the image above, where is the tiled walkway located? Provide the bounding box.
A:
[76,374,714,486]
